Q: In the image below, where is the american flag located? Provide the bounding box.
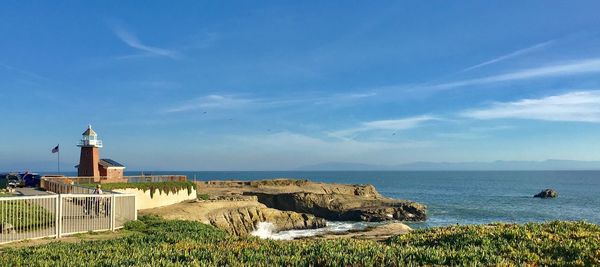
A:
[51,145,59,153]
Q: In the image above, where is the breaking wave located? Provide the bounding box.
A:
[250,221,374,240]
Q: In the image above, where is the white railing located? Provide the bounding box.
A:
[0,195,57,244]
[77,139,102,147]
[0,193,136,244]
[42,179,97,194]
[40,175,188,186]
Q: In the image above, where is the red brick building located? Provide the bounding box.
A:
[98,159,125,180]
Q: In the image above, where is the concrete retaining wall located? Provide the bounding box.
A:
[113,187,197,210]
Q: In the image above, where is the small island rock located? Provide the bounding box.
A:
[534,189,558,198]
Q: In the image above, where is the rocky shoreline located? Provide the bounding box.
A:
[142,179,427,239]
[301,222,413,241]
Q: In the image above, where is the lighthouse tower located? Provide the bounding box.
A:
[77,125,103,177]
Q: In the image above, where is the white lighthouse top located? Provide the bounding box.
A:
[78,125,103,147]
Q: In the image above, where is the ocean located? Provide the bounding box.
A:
[54,170,600,238]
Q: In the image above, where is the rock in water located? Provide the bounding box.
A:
[534,189,558,198]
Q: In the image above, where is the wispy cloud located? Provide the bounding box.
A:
[431,58,600,91]
[112,25,180,59]
[328,115,437,139]
[0,62,47,80]
[461,90,600,122]
[461,40,554,72]
[163,95,255,113]
[163,91,378,114]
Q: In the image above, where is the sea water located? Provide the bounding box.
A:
[71,170,600,238]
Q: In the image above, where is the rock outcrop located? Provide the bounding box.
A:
[305,222,412,241]
[198,179,382,198]
[206,204,326,236]
[534,189,558,198]
[140,199,325,236]
[246,192,427,222]
[197,179,427,223]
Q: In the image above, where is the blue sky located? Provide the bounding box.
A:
[3,1,600,171]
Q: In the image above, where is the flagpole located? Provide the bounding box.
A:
[57,144,60,174]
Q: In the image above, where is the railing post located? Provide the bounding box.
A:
[110,194,116,231]
[133,195,137,221]
[56,195,62,239]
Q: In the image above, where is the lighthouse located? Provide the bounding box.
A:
[77,125,102,177]
[76,125,126,182]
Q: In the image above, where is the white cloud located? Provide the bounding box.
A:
[328,115,437,139]
[462,90,600,122]
[112,25,180,59]
[461,40,554,72]
[163,94,255,113]
[432,58,600,90]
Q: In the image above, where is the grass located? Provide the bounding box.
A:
[81,181,196,198]
[0,216,598,266]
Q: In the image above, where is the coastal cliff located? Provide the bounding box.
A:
[197,179,427,223]
[140,197,325,236]
[248,192,426,222]
[145,179,426,237]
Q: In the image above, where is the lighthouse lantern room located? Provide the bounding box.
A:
[79,125,103,148]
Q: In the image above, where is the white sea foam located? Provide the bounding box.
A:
[250,221,375,240]
[251,222,286,240]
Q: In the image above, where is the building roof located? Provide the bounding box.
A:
[99,159,125,168]
[82,125,97,136]
[74,159,125,169]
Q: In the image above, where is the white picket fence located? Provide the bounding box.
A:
[0,193,136,244]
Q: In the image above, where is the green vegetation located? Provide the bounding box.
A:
[249,179,308,187]
[197,193,210,200]
[82,181,197,198]
[0,201,54,231]
[0,216,598,266]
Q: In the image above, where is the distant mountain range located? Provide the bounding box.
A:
[297,160,600,171]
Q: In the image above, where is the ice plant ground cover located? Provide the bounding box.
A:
[1,215,599,266]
